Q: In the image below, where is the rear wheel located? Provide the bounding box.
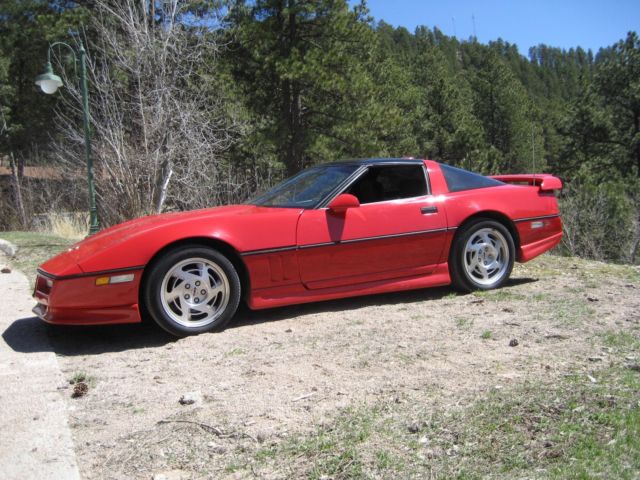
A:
[143,246,241,336]
[450,219,515,292]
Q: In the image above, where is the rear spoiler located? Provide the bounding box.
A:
[489,174,563,192]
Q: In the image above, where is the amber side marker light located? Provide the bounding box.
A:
[95,274,134,286]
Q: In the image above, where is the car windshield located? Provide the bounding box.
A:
[251,164,359,208]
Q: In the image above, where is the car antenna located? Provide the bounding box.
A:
[472,14,477,40]
[531,127,536,187]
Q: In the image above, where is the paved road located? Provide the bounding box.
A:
[0,266,80,479]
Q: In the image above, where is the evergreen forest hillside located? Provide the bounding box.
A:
[1,1,638,263]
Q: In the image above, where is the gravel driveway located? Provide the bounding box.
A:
[0,267,80,480]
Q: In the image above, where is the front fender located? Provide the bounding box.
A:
[75,207,301,273]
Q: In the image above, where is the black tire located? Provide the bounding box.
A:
[449,218,515,292]
[142,246,241,337]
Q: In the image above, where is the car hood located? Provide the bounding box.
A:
[40,205,280,277]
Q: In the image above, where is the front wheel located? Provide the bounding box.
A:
[450,219,515,292]
[143,246,241,336]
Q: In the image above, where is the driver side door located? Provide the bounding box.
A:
[296,163,447,290]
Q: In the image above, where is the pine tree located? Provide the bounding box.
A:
[225,0,380,174]
[411,40,482,165]
[593,32,640,177]
[465,47,537,173]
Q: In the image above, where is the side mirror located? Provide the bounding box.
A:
[328,193,360,214]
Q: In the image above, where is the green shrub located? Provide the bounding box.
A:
[560,179,639,264]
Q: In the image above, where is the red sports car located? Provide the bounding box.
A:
[33,159,563,336]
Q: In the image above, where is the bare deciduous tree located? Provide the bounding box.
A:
[53,0,243,226]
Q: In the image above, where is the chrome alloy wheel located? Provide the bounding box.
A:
[463,228,510,287]
[160,257,230,328]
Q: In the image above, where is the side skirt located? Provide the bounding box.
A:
[247,262,452,310]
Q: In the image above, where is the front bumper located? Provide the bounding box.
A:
[33,268,143,325]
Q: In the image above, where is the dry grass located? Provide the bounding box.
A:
[36,212,88,241]
[0,231,73,285]
[248,346,640,480]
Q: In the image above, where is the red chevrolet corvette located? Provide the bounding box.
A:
[33,159,563,336]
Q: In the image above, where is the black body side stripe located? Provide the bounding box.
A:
[341,228,447,244]
[298,242,336,250]
[37,265,145,281]
[513,214,560,223]
[240,246,298,256]
[241,227,452,257]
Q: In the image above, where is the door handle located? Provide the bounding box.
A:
[421,206,438,214]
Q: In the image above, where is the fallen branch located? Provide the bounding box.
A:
[156,419,257,442]
[292,392,316,402]
[156,419,225,436]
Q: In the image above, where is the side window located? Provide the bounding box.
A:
[346,165,428,204]
[440,163,504,192]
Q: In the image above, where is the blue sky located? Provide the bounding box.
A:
[352,0,639,54]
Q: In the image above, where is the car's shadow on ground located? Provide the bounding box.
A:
[232,285,454,328]
[2,317,176,356]
[231,276,536,328]
[2,277,537,356]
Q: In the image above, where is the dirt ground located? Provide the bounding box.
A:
[8,254,640,479]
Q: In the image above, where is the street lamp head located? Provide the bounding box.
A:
[35,62,63,94]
